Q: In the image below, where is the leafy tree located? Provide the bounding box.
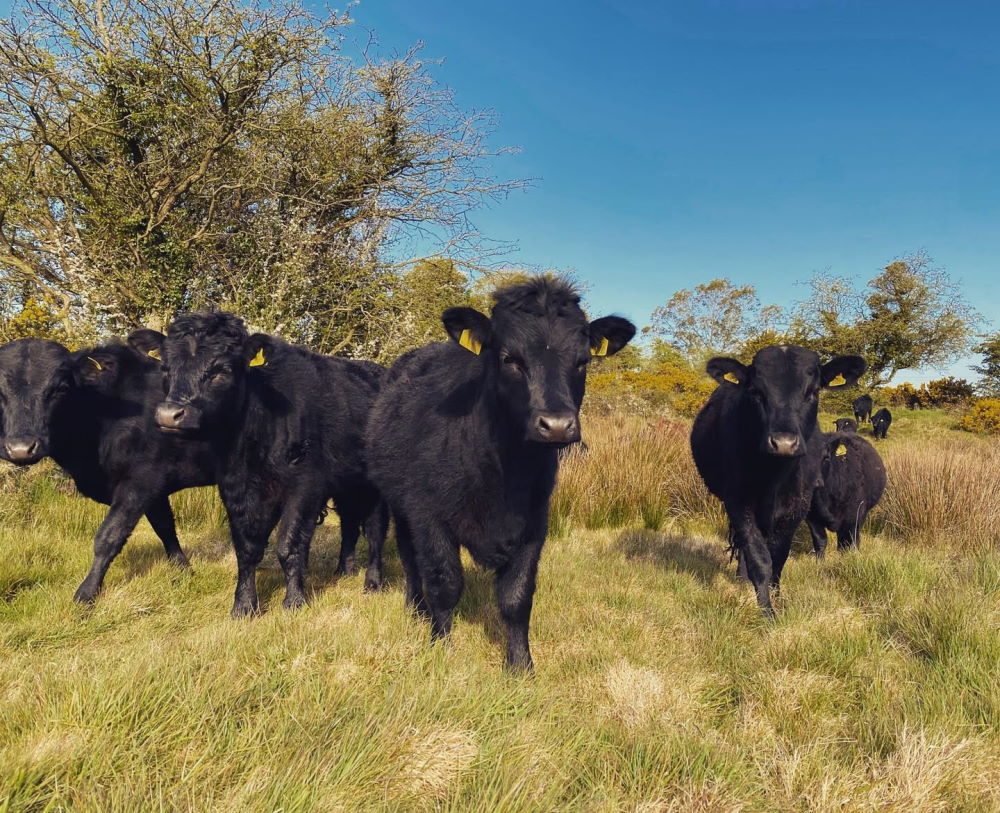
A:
[972,333,1000,397]
[792,252,978,386]
[0,0,519,353]
[648,278,783,363]
[382,258,474,354]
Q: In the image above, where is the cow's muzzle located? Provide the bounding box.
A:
[156,401,201,432]
[528,411,581,445]
[3,436,46,465]
[766,432,803,457]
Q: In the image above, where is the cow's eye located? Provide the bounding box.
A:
[501,354,525,375]
[209,368,230,383]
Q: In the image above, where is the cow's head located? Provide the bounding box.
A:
[0,338,136,465]
[819,433,851,482]
[707,345,866,458]
[151,313,258,433]
[834,418,858,433]
[442,276,635,445]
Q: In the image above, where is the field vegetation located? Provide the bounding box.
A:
[2,411,997,812]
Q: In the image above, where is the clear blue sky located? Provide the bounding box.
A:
[348,0,1000,381]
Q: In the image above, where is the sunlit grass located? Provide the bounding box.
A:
[0,411,997,810]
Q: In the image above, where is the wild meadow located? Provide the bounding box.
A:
[1,409,997,812]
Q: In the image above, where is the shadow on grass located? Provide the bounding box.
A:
[614,528,736,585]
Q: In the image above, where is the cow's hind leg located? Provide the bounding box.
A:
[363,501,390,592]
[394,513,428,618]
[146,495,190,568]
[334,510,361,577]
[276,493,324,610]
[74,488,148,604]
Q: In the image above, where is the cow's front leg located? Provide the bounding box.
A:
[74,488,148,604]
[495,509,549,671]
[275,492,324,610]
[727,503,774,618]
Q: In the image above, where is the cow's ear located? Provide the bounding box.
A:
[127,328,165,363]
[706,357,749,386]
[72,350,119,390]
[821,355,866,389]
[442,307,492,356]
[588,316,636,358]
[244,333,276,369]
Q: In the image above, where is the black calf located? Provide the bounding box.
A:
[853,394,873,423]
[871,407,892,439]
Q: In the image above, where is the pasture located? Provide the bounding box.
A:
[1,411,998,812]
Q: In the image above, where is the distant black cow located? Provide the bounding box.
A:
[871,407,892,439]
[690,346,866,616]
[852,394,873,423]
[807,432,886,556]
[367,277,635,670]
[834,418,858,433]
[0,337,216,603]
[147,313,386,616]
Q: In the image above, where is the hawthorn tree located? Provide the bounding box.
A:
[0,0,520,353]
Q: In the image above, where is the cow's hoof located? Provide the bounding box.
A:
[334,560,358,577]
[168,552,192,569]
[231,601,261,619]
[283,593,308,611]
[72,584,99,605]
[363,573,385,592]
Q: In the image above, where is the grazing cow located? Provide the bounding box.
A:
[852,394,873,423]
[0,337,216,603]
[147,313,386,616]
[834,418,858,433]
[690,346,866,616]
[806,432,886,556]
[871,407,892,439]
[367,277,635,670]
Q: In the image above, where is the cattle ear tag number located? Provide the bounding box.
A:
[147,348,161,361]
[835,443,848,457]
[590,337,609,357]
[249,347,267,367]
[829,373,847,386]
[723,372,740,384]
[87,356,103,372]
[458,329,482,356]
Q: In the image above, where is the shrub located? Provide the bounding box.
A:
[586,363,714,418]
[959,399,1000,435]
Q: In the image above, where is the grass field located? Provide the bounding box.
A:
[1,410,998,811]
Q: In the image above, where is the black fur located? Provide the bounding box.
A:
[852,394,873,423]
[0,337,216,603]
[871,407,892,439]
[367,277,635,670]
[834,418,858,433]
[690,345,866,616]
[807,432,886,556]
[154,312,387,616]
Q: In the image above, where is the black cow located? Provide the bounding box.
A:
[690,346,866,616]
[834,418,858,433]
[147,313,387,616]
[806,432,886,556]
[0,337,216,603]
[367,277,635,670]
[871,407,892,439]
[852,394,873,423]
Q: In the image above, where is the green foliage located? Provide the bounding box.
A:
[0,0,516,353]
[960,399,1000,435]
[881,378,976,410]
[972,333,1000,397]
[793,252,979,387]
[648,278,783,364]
[586,361,714,418]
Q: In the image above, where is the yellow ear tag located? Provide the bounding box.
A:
[87,356,103,371]
[835,443,848,457]
[590,337,609,357]
[458,329,482,356]
[249,347,267,367]
[829,373,847,387]
[723,372,740,384]
[147,348,161,361]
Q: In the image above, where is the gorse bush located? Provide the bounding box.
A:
[585,364,714,418]
[959,399,1000,435]
[881,377,976,410]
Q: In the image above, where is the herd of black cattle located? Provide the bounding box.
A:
[0,278,894,669]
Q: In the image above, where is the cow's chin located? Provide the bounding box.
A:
[157,424,199,436]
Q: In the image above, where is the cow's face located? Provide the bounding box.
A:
[819,434,850,482]
[834,418,858,432]
[707,346,866,458]
[151,314,253,433]
[0,338,130,464]
[442,279,635,446]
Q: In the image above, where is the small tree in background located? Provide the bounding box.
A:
[972,333,1000,397]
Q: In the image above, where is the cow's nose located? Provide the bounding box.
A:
[767,433,801,456]
[155,402,186,429]
[533,412,580,444]
[4,438,42,464]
